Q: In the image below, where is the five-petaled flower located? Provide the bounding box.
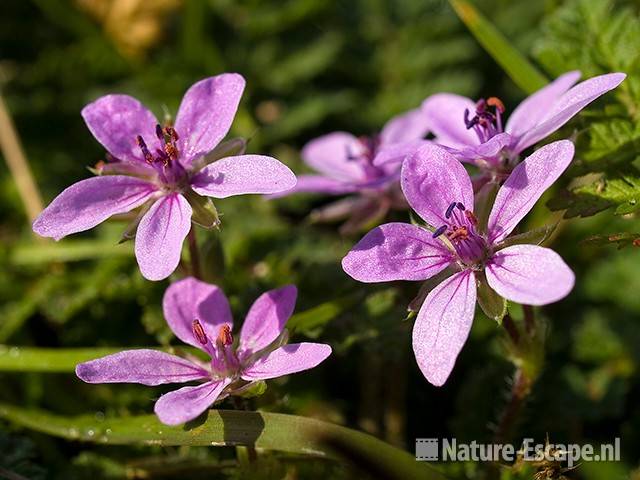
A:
[342,141,576,386]
[405,71,625,184]
[277,108,429,234]
[76,277,332,425]
[33,74,297,280]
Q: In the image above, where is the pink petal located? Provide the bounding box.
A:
[453,132,514,164]
[135,193,192,281]
[33,176,157,240]
[372,140,430,167]
[174,74,246,166]
[301,132,367,182]
[487,140,574,244]
[486,245,575,305]
[192,155,296,198]
[380,108,430,145]
[515,72,626,152]
[412,270,476,386]
[81,95,159,163]
[239,285,297,359]
[154,379,229,425]
[241,343,332,381]
[342,223,453,282]
[505,71,581,139]
[163,277,233,350]
[421,93,479,149]
[282,174,359,195]
[401,143,474,228]
[75,349,208,386]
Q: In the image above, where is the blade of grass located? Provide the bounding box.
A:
[0,404,445,479]
[448,0,548,94]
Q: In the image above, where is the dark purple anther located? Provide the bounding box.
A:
[445,202,457,219]
[155,124,164,141]
[136,135,154,163]
[456,202,465,211]
[432,225,448,238]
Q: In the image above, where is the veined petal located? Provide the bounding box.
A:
[241,343,332,381]
[81,95,159,163]
[135,193,192,281]
[486,245,574,305]
[239,285,297,359]
[401,143,474,228]
[515,72,626,152]
[301,132,366,182]
[421,93,479,149]
[175,74,246,166]
[412,270,476,386]
[192,155,296,198]
[506,71,581,138]
[33,176,157,240]
[163,277,233,350]
[154,379,229,425]
[75,349,208,386]
[487,140,574,244]
[380,108,430,145]
[342,223,453,282]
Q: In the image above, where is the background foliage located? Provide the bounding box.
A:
[1,0,639,478]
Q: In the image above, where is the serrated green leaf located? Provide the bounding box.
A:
[448,0,548,94]
[0,404,443,480]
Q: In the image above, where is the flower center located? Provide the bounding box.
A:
[192,319,239,377]
[432,201,488,268]
[464,97,505,143]
[346,135,386,180]
[135,124,189,189]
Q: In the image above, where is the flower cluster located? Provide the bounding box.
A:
[32,70,625,424]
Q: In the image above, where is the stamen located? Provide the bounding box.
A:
[136,135,154,163]
[217,325,233,347]
[449,226,469,242]
[165,126,179,141]
[192,319,208,345]
[432,225,447,238]
[487,97,505,113]
[155,124,164,141]
[445,202,457,219]
[456,202,465,211]
[465,210,478,226]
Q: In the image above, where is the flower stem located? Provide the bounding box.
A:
[187,228,202,279]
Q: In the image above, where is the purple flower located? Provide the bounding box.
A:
[407,72,624,175]
[279,108,430,234]
[76,277,331,425]
[33,74,297,280]
[342,141,576,386]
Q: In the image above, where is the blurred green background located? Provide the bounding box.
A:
[1,0,639,478]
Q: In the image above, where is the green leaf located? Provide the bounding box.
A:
[549,173,640,218]
[11,240,133,265]
[476,272,506,323]
[448,0,548,94]
[0,404,444,480]
[0,346,131,372]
